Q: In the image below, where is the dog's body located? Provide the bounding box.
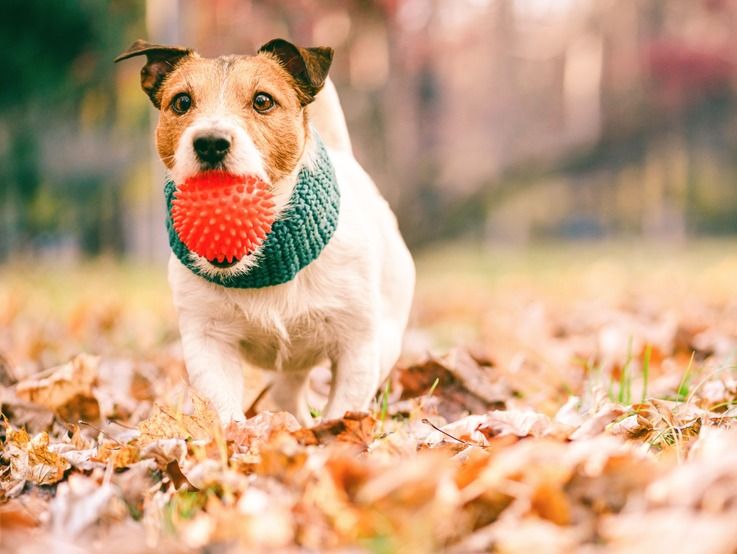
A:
[116,40,414,424]
[169,110,415,423]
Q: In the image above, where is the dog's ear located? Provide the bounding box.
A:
[258,38,333,106]
[114,39,193,108]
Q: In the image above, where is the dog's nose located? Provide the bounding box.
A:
[193,134,231,164]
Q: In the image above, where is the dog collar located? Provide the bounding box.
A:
[165,134,340,288]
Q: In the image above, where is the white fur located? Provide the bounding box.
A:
[168,78,415,425]
[171,115,268,185]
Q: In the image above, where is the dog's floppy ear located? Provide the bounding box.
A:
[114,39,193,108]
[258,38,333,106]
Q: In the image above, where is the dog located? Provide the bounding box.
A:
[115,38,415,425]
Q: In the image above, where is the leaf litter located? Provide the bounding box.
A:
[3,258,737,552]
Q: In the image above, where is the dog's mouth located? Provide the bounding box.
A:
[208,257,240,269]
[199,160,226,173]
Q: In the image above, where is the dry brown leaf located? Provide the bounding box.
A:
[225,411,300,452]
[0,497,42,529]
[15,353,100,422]
[139,437,188,467]
[255,444,309,482]
[49,474,119,540]
[93,440,140,469]
[568,403,627,441]
[477,410,553,439]
[606,413,652,438]
[0,351,17,386]
[235,486,296,548]
[300,455,373,540]
[138,391,219,446]
[294,412,376,450]
[530,482,571,525]
[600,510,737,554]
[437,348,510,405]
[490,515,585,554]
[356,452,455,506]
[646,426,737,510]
[0,393,55,434]
[425,410,551,448]
[4,427,71,487]
[424,415,490,446]
[397,351,506,421]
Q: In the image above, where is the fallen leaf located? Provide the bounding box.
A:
[424,415,490,447]
[4,427,71,487]
[530,482,571,525]
[139,437,187,467]
[600,510,737,554]
[477,410,553,439]
[294,412,376,450]
[93,440,140,469]
[15,354,100,422]
[0,351,17,386]
[568,403,627,441]
[489,515,585,554]
[396,351,508,421]
[225,411,300,452]
[138,391,219,446]
[49,474,118,540]
[0,497,42,530]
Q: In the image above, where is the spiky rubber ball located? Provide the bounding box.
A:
[171,172,274,265]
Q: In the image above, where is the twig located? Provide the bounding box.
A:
[78,420,126,446]
[421,418,489,449]
[108,419,138,430]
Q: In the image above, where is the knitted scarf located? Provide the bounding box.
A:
[165,135,340,288]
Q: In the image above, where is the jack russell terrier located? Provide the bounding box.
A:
[115,38,415,425]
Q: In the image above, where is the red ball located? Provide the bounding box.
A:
[171,172,275,264]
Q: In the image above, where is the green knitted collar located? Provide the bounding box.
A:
[165,135,340,288]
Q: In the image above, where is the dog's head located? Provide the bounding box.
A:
[116,38,333,185]
[115,38,333,269]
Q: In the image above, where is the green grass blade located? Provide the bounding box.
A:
[641,343,652,403]
[618,336,633,404]
[677,352,695,401]
[379,379,391,423]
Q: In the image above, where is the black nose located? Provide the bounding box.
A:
[193,134,231,164]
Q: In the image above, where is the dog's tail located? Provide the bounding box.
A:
[309,78,353,154]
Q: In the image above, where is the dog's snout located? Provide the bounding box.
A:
[193,134,231,165]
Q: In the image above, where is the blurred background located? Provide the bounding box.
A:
[3,0,737,261]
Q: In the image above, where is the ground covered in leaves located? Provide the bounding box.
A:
[2,242,737,553]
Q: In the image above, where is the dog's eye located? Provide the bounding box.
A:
[171,93,192,115]
[253,93,275,113]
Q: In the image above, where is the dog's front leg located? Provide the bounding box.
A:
[323,340,381,420]
[178,312,246,423]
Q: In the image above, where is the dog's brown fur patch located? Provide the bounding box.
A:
[155,54,309,183]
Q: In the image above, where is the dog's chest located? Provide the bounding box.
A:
[228,289,336,372]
